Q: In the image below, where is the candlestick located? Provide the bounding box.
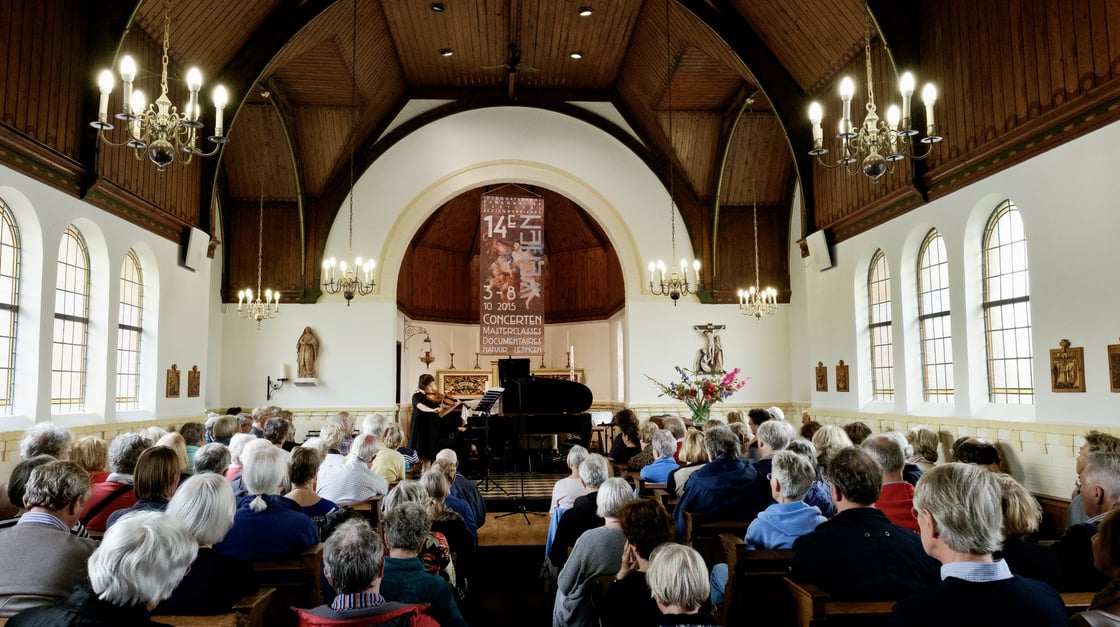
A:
[473,352,480,369]
[449,352,456,369]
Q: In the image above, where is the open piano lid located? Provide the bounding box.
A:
[505,376,593,414]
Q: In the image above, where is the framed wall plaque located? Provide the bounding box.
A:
[836,360,850,392]
[815,361,828,392]
[187,365,200,398]
[1108,340,1120,393]
[166,364,180,398]
[1050,339,1085,393]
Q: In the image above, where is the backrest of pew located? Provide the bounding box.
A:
[681,510,750,570]
[154,586,275,627]
[718,534,794,627]
[253,544,324,626]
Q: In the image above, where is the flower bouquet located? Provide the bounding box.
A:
[645,366,748,424]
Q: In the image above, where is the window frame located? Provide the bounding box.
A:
[917,229,954,403]
[116,249,143,411]
[51,225,90,413]
[981,200,1034,404]
[867,250,895,402]
[0,199,19,414]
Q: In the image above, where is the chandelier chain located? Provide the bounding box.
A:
[256,169,264,295]
[160,0,171,97]
[863,9,875,111]
[347,0,356,261]
[752,176,760,289]
[665,0,676,261]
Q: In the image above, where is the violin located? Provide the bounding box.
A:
[426,391,459,407]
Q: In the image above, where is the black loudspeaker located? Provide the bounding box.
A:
[182,227,209,270]
[498,358,531,413]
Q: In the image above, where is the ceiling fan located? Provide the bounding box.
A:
[483,42,538,99]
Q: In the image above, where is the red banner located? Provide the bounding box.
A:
[479,193,544,355]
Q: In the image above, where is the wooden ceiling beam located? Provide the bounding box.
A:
[708,83,760,287]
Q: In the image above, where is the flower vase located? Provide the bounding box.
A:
[690,403,711,426]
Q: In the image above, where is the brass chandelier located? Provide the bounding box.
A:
[237,172,279,329]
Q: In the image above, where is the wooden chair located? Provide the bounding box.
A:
[716,535,793,627]
[786,578,892,627]
[153,587,275,627]
[681,510,751,570]
[348,494,384,530]
[589,574,619,627]
[252,544,325,627]
[1062,591,1095,614]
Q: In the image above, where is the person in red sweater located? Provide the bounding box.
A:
[862,433,919,533]
[79,432,149,532]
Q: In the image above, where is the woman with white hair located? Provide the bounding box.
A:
[553,476,635,627]
[225,433,256,481]
[213,446,319,561]
[157,473,257,615]
[9,511,197,626]
[648,543,718,626]
[316,433,389,506]
[371,423,407,484]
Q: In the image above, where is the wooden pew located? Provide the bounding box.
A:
[717,534,793,626]
[348,494,384,530]
[252,544,324,627]
[787,578,1098,627]
[153,587,275,627]
[681,510,750,570]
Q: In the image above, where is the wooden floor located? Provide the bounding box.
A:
[479,510,550,547]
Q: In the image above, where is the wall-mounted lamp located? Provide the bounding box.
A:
[266,375,288,401]
[420,335,435,369]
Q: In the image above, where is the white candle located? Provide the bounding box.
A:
[570,345,575,367]
[279,363,289,379]
[450,333,454,354]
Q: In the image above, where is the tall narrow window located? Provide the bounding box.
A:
[52,226,90,412]
[0,200,19,414]
[867,250,894,401]
[918,230,953,402]
[117,250,143,411]
[983,201,1034,403]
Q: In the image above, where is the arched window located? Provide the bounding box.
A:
[0,199,19,414]
[867,250,894,401]
[52,226,90,412]
[917,230,953,402]
[117,250,143,411]
[982,201,1033,403]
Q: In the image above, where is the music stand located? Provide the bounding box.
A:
[471,388,509,497]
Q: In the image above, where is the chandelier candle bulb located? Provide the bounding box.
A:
[899,72,915,132]
[186,68,201,117]
[922,84,937,134]
[212,86,228,138]
[96,71,113,122]
[839,77,855,137]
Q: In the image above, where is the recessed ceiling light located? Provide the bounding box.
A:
[439,48,454,57]
[429,3,446,12]
[569,51,584,59]
[578,7,593,17]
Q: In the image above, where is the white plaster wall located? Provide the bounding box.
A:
[798,120,1120,424]
[0,165,213,430]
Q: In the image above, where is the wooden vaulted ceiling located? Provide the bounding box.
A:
[4,0,1119,322]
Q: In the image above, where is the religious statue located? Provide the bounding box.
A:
[709,334,725,374]
[297,327,320,378]
[187,365,200,397]
[692,323,727,374]
[166,364,180,398]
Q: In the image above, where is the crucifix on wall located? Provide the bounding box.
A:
[692,323,726,374]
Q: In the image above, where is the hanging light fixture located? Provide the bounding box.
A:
[322,0,375,305]
[237,171,279,329]
[647,0,700,305]
[738,175,777,320]
[90,0,229,170]
[419,335,435,369]
[806,5,941,181]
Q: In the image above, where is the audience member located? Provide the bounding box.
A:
[380,502,467,627]
[710,450,826,605]
[664,417,687,462]
[426,464,477,539]
[786,438,835,517]
[553,477,634,627]
[549,454,610,569]
[294,518,436,625]
[372,423,407,484]
[285,446,338,517]
[0,424,73,519]
[211,415,238,446]
[0,461,96,617]
[1071,431,1120,526]
[1070,507,1120,625]
[192,442,230,476]
[843,421,872,446]
[800,420,822,440]
[751,420,796,504]
[230,439,272,498]
[436,449,485,529]
[609,410,642,463]
[647,543,718,627]
[214,445,319,561]
[906,426,940,473]
[362,413,389,439]
[811,425,852,474]
[70,436,109,484]
[158,473,257,615]
[992,472,1062,589]
[767,407,785,423]
[80,432,148,532]
[667,429,707,500]
[744,408,771,463]
[155,432,191,481]
[8,512,196,627]
[640,430,681,484]
[861,434,919,532]
[178,422,206,469]
[317,433,389,506]
[331,411,355,456]
[725,411,743,424]
[626,421,661,472]
[0,456,57,530]
[789,448,939,600]
[236,413,254,435]
[141,425,167,445]
[888,463,1067,626]
[225,433,256,481]
[954,438,1002,471]
[263,417,293,455]
[888,431,924,485]
[299,437,329,461]
[1053,452,1120,591]
[381,481,456,586]
[106,445,180,528]
[603,499,676,627]
[673,426,765,538]
[317,423,347,473]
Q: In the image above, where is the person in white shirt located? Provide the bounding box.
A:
[316,434,388,506]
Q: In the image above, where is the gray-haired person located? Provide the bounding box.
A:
[295,519,436,625]
[9,511,197,626]
[0,461,97,617]
[648,543,719,626]
[380,502,466,627]
[889,463,1067,626]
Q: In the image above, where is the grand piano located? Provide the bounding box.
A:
[467,376,594,460]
